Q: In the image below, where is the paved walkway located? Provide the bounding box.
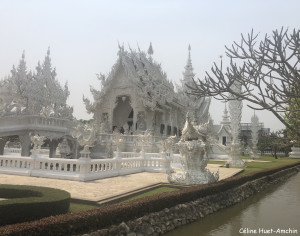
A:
[0,165,242,202]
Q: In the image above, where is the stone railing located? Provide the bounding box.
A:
[97,133,166,143]
[118,152,140,158]
[260,151,286,156]
[4,147,49,156]
[0,153,172,181]
[4,147,22,154]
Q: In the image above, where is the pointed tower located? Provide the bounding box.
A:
[148,42,153,56]
[10,51,29,96]
[220,102,231,126]
[182,44,195,92]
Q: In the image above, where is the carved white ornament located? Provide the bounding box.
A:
[227,82,246,167]
[168,114,219,185]
[251,113,259,159]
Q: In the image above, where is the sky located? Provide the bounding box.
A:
[0,0,299,131]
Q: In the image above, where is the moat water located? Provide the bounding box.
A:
[166,172,300,236]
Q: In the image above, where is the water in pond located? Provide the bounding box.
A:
[165,173,300,236]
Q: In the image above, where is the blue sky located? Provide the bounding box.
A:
[0,0,299,130]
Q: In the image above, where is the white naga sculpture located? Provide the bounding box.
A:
[168,113,219,185]
[227,82,246,167]
[72,123,97,158]
[251,113,259,159]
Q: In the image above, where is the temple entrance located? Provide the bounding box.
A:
[112,96,133,131]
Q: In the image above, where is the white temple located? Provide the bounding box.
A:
[0,44,253,183]
[0,49,74,157]
[83,44,211,136]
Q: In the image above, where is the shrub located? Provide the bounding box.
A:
[0,185,70,226]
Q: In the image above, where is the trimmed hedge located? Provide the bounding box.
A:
[0,185,70,226]
[0,161,299,236]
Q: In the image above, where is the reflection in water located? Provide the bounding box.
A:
[166,173,300,236]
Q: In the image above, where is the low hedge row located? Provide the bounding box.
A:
[0,161,299,236]
[0,185,70,226]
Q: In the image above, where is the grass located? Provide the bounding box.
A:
[208,160,225,165]
[69,202,98,213]
[237,155,300,176]
[122,186,180,203]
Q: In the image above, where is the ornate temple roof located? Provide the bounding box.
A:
[0,49,72,118]
[84,43,212,127]
[84,44,181,113]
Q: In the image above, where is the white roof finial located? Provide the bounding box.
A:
[148,42,153,56]
[22,50,25,59]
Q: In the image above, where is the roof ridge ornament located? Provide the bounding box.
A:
[148,42,153,56]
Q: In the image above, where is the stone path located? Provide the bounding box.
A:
[0,165,242,202]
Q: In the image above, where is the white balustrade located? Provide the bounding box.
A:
[0,151,172,181]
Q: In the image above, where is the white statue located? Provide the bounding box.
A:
[30,133,45,156]
[138,130,151,156]
[112,131,124,157]
[168,113,219,185]
[72,123,97,158]
[58,137,71,158]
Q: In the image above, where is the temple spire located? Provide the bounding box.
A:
[182,44,195,91]
[148,42,153,56]
[221,102,230,126]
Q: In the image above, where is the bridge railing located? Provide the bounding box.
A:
[0,152,172,181]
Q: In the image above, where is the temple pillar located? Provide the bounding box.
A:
[19,133,31,157]
[0,137,8,155]
[72,140,79,159]
[108,110,113,132]
[49,139,60,158]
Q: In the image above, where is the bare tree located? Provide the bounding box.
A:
[189,28,300,138]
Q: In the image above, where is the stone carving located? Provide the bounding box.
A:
[136,111,146,131]
[72,123,97,158]
[251,113,259,159]
[112,130,124,157]
[106,141,114,158]
[138,130,152,157]
[227,82,246,167]
[168,113,219,185]
[123,122,130,135]
[30,133,45,156]
[100,113,110,133]
[58,137,71,158]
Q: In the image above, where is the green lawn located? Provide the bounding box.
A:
[69,202,99,213]
[122,186,180,203]
[208,160,225,165]
[237,156,300,176]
